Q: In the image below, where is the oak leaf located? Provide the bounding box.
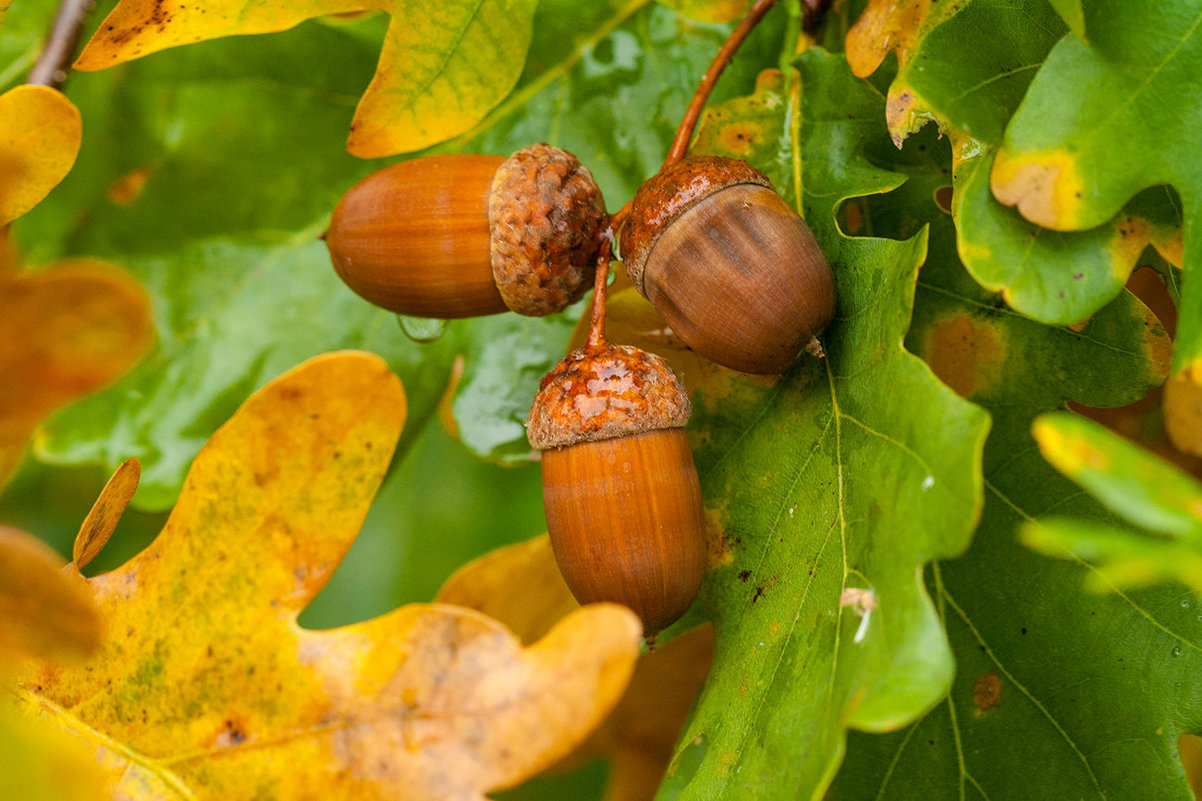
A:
[832,98,1186,800]
[0,525,99,662]
[845,0,937,79]
[989,0,1202,372]
[14,352,642,800]
[0,85,81,226]
[848,0,1183,341]
[436,536,713,801]
[0,258,153,489]
[0,526,103,801]
[74,0,539,157]
[1024,412,1202,593]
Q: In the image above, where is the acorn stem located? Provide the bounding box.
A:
[663,0,780,168]
[587,228,615,350]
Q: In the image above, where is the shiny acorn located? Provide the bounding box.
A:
[619,155,835,373]
[326,143,607,318]
[527,343,706,634]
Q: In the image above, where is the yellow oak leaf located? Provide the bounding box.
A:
[74,0,538,157]
[0,528,104,801]
[0,259,154,489]
[0,525,99,663]
[0,85,82,226]
[437,536,713,801]
[14,352,642,800]
[844,0,964,79]
[73,458,141,570]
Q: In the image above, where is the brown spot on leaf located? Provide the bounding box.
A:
[843,201,863,233]
[922,313,1005,399]
[934,185,953,213]
[716,122,763,156]
[972,671,1001,711]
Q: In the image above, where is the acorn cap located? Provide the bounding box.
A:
[489,144,608,316]
[619,156,772,295]
[527,343,691,451]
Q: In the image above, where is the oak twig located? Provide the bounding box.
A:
[28,0,94,90]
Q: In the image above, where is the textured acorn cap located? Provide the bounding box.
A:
[527,343,691,451]
[619,155,771,295]
[489,144,608,316]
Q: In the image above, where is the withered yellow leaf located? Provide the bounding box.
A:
[845,0,936,78]
[73,458,141,570]
[16,352,641,800]
[436,534,578,644]
[438,536,713,801]
[0,259,153,489]
[74,0,538,157]
[0,525,100,662]
[0,85,82,226]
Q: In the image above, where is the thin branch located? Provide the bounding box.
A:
[663,0,780,168]
[28,0,94,90]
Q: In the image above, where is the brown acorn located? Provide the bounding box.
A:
[326,143,607,318]
[619,155,835,373]
[527,343,706,633]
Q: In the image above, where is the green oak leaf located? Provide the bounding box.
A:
[16,0,786,498]
[1046,0,1087,40]
[1023,412,1202,593]
[449,308,581,464]
[872,0,1183,331]
[830,118,1195,799]
[990,0,1201,371]
[659,49,990,800]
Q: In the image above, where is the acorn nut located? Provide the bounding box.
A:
[619,155,835,373]
[326,144,607,319]
[527,343,706,634]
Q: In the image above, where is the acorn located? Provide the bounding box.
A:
[326,143,607,318]
[527,342,706,633]
[618,155,835,373]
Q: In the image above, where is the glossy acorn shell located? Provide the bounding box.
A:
[541,429,706,634]
[620,156,836,374]
[327,154,507,319]
[528,344,705,633]
[326,145,607,319]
